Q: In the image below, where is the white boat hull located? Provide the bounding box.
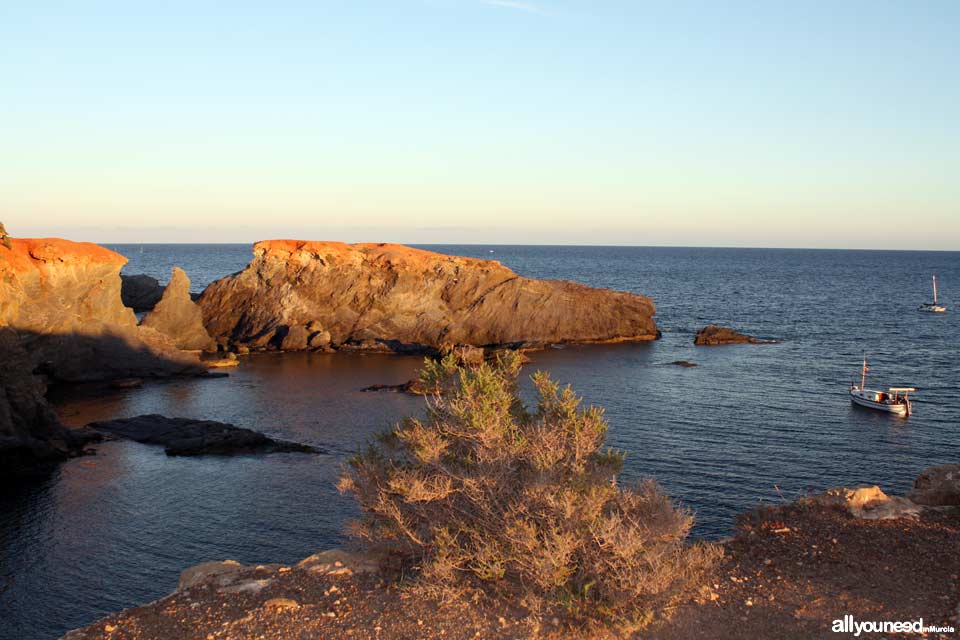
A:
[919,304,947,313]
[849,389,908,415]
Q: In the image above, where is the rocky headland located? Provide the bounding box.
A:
[0,238,211,471]
[198,240,659,353]
[63,466,960,640]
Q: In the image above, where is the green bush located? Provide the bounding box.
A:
[338,351,719,625]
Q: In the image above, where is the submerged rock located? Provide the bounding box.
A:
[88,414,319,456]
[199,241,659,353]
[120,274,164,312]
[694,325,770,345]
[908,464,960,506]
[141,268,216,351]
[360,380,428,395]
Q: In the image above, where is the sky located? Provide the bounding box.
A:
[1,1,958,248]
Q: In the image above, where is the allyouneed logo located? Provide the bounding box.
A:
[832,614,955,636]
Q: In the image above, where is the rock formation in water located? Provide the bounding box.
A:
[694,325,770,345]
[199,241,659,353]
[908,464,960,506]
[0,238,206,470]
[121,273,165,311]
[88,415,319,456]
[141,268,216,351]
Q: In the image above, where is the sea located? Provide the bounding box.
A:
[2,244,958,640]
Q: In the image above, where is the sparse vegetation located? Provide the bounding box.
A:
[338,352,720,627]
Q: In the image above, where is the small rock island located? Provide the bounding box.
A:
[198,240,660,353]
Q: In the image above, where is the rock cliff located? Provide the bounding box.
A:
[0,238,204,381]
[0,238,205,471]
[199,241,659,352]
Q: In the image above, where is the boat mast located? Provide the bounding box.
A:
[861,356,867,389]
[933,275,938,304]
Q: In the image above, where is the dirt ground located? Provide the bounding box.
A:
[64,504,960,640]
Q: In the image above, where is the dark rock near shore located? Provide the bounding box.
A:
[908,464,960,506]
[121,274,164,311]
[199,240,659,353]
[361,380,428,395]
[667,360,698,367]
[141,268,216,351]
[88,414,319,456]
[694,325,770,345]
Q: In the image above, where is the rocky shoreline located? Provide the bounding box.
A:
[62,466,960,639]
[0,239,213,471]
[1,236,661,474]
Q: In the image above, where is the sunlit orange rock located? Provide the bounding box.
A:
[199,240,659,352]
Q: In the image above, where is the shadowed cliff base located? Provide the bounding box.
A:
[0,328,222,477]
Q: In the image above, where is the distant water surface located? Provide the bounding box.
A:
[2,245,959,640]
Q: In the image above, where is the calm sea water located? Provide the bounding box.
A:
[2,244,959,640]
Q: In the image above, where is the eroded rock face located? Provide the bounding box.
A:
[88,414,319,456]
[0,238,205,382]
[121,274,164,311]
[694,325,768,345]
[199,241,658,352]
[0,239,205,471]
[908,465,960,506]
[141,268,215,351]
[0,329,90,472]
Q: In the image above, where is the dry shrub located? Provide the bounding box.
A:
[338,352,720,625]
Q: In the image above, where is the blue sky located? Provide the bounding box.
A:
[1,1,958,248]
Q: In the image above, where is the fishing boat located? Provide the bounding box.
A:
[918,275,946,312]
[849,357,914,416]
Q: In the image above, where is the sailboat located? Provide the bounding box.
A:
[849,357,914,416]
[918,275,946,313]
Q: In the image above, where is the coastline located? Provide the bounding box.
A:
[3,239,959,640]
[62,480,960,640]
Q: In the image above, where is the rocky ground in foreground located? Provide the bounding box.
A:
[64,492,960,640]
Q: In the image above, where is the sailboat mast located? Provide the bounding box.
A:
[933,275,938,304]
[861,357,867,389]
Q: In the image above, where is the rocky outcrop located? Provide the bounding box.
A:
[0,238,205,382]
[141,268,216,351]
[88,415,319,456]
[121,274,164,311]
[0,238,206,471]
[0,330,98,472]
[694,325,769,345]
[908,464,960,506]
[199,241,659,353]
[803,485,922,520]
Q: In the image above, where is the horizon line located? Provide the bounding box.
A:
[91,241,960,253]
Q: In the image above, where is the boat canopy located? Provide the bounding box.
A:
[888,387,916,392]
